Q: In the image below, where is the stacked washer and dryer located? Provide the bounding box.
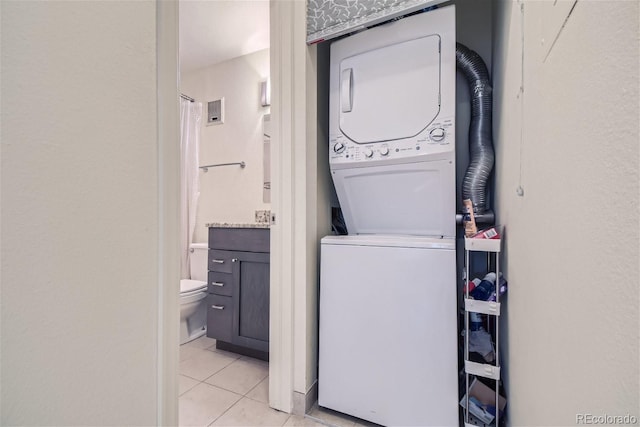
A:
[319,6,459,426]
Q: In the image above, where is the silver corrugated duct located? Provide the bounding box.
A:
[457,43,494,215]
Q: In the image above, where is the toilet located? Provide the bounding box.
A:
[180,243,208,345]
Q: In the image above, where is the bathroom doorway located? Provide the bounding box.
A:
[176,1,277,425]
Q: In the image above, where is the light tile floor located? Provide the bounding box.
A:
[179,336,372,427]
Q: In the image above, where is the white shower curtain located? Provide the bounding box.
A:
[180,98,202,279]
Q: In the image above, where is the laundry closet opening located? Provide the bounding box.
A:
[313,1,497,426]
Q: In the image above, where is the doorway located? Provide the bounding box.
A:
[176,1,279,425]
[159,0,326,424]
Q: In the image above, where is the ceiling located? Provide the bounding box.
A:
[179,0,270,74]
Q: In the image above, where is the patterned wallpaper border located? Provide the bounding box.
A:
[306,0,445,44]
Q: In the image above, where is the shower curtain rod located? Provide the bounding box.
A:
[180,93,195,102]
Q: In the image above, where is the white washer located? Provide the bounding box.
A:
[329,5,456,237]
[318,235,459,426]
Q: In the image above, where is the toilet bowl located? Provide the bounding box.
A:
[180,243,208,345]
[180,279,207,344]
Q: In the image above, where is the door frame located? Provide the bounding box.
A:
[156,0,180,424]
[268,0,328,415]
[267,0,297,413]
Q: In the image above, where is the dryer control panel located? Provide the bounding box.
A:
[329,117,454,165]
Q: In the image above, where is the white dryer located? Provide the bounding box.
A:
[329,5,456,237]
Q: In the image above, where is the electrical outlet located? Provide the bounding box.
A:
[255,210,270,224]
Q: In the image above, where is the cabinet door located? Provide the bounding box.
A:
[231,251,270,352]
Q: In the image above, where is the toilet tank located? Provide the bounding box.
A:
[189,243,208,282]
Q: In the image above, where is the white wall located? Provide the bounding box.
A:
[180,49,271,243]
[493,1,639,424]
[1,1,178,425]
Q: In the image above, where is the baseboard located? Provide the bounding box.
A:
[292,380,318,416]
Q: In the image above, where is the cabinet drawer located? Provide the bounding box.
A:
[209,227,270,252]
[206,295,233,343]
[208,250,234,273]
[208,271,233,297]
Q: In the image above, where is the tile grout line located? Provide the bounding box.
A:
[201,372,276,426]
[199,357,266,386]
[181,339,283,426]
[187,374,243,427]
[200,377,268,399]
[205,392,245,427]
[178,375,200,397]
[243,375,269,398]
[180,351,240,382]
[179,372,207,382]
[201,362,269,403]
[181,361,267,425]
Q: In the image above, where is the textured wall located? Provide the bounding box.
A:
[180,49,271,244]
[492,1,639,425]
[1,1,162,425]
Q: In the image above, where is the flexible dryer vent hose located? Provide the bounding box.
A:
[456,43,494,215]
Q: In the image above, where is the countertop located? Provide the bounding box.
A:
[206,222,270,229]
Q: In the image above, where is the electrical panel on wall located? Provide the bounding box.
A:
[207,98,225,125]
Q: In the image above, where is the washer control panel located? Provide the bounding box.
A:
[329,117,454,165]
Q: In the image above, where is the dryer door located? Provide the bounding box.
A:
[339,35,441,144]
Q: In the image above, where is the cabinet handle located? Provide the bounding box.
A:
[210,282,224,287]
[211,305,225,310]
[212,259,225,264]
[232,258,238,263]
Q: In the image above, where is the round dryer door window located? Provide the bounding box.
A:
[339,35,441,144]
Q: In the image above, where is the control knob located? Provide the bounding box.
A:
[364,148,374,158]
[380,147,389,156]
[429,128,446,142]
[333,142,346,154]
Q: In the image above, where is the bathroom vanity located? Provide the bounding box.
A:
[206,225,270,360]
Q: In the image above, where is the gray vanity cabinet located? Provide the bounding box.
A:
[207,227,270,357]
